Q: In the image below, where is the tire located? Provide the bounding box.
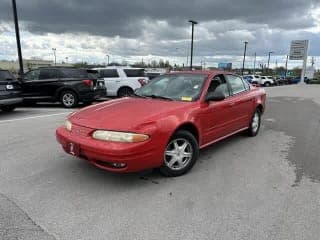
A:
[60,90,78,108]
[264,82,271,87]
[160,130,199,177]
[247,108,261,137]
[117,87,133,98]
[1,105,16,112]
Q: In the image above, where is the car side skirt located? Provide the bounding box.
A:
[199,127,249,149]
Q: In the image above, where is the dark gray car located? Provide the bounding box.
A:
[0,70,23,112]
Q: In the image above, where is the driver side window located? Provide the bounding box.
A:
[207,75,230,97]
[25,70,40,81]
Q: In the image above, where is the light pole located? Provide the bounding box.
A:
[188,20,198,70]
[106,54,110,65]
[65,57,68,64]
[12,0,24,76]
[52,48,56,65]
[242,41,248,75]
[253,52,256,74]
[267,51,273,73]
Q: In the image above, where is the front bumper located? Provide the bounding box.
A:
[56,126,164,173]
[0,97,23,106]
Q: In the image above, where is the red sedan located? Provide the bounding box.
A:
[56,71,266,177]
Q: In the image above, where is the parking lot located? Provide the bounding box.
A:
[1,85,320,240]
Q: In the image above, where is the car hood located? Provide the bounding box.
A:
[69,97,193,131]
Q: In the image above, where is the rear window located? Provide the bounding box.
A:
[124,69,145,77]
[60,69,97,79]
[0,71,15,81]
[100,69,119,78]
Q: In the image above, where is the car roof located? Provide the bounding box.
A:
[93,66,145,70]
[167,70,235,76]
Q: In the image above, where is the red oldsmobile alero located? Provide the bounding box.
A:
[56,71,266,177]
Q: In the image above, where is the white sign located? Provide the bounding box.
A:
[289,40,308,60]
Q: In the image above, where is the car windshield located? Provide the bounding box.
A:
[0,71,16,81]
[135,74,208,101]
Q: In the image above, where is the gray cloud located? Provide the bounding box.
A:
[0,0,319,37]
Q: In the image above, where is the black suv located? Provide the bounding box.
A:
[0,70,23,112]
[20,67,106,108]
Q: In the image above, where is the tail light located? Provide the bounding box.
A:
[82,79,93,88]
[138,78,147,86]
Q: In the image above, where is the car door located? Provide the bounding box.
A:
[21,69,41,97]
[198,75,236,145]
[100,69,120,96]
[225,74,254,131]
[37,68,60,98]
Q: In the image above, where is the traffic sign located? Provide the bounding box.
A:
[289,40,308,60]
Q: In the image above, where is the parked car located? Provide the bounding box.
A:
[243,75,261,84]
[0,70,23,112]
[260,76,275,87]
[93,67,149,97]
[275,77,287,85]
[289,76,309,84]
[20,67,106,108]
[56,71,266,177]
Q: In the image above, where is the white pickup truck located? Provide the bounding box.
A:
[93,67,149,97]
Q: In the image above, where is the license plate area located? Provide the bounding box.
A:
[67,142,80,156]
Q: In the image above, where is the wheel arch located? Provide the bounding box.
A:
[170,122,200,144]
[55,87,79,101]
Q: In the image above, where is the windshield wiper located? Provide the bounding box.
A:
[144,94,174,101]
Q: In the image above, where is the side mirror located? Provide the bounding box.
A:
[205,90,225,102]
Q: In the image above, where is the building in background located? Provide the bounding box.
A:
[0,59,73,74]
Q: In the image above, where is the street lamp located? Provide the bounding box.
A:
[12,0,24,76]
[106,54,110,65]
[52,48,57,66]
[188,20,198,70]
[242,41,248,75]
[267,51,274,73]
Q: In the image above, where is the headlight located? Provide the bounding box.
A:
[64,120,72,131]
[92,130,149,143]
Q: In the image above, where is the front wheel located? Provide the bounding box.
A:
[1,105,16,112]
[160,130,199,177]
[247,108,261,137]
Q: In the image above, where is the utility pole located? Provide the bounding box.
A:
[188,20,198,70]
[242,41,248,75]
[253,52,256,74]
[285,55,289,78]
[106,55,110,65]
[267,51,273,74]
[52,48,57,65]
[12,0,24,76]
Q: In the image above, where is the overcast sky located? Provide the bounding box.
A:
[0,0,320,68]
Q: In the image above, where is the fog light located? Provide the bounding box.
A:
[111,163,126,168]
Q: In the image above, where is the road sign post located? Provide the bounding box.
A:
[289,40,309,84]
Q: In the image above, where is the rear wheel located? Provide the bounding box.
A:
[160,130,199,177]
[264,82,271,87]
[1,105,16,112]
[60,91,78,108]
[118,87,133,98]
[247,108,261,137]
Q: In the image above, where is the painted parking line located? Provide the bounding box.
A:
[0,112,71,124]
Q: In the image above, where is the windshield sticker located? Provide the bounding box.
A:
[181,97,192,101]
[193,85,199,89]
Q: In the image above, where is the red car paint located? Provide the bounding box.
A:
[56,71,266,173]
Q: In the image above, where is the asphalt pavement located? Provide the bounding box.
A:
[0,85,319,240]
